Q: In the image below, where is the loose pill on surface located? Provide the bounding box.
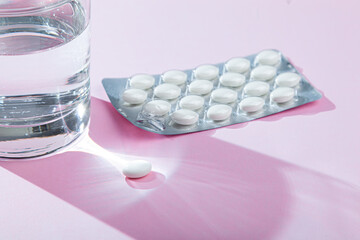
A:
[244,81,270,97]
[130,74,155,89]
[239,97,265,112]
[189,80,213,95]
[275,72,301,87]
[251,65,277,81]
[144,100,171,116]
[154,83,181,100]
[270,87,295,103]
[194,64,219,80]
[256,50,281,66]
[219,72,246,87]
[122,160,152,179]
[211,88,238,104]
[122,88,148,104]
[179,95,205,110]
[163,70,187,85]
[207,104,232,121]
[172,109,199,125]
[225,57,251,74]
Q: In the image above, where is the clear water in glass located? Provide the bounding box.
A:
[0,0,91,158]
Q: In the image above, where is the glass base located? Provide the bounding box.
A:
[0,96,90,159]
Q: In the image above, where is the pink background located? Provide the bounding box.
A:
[1,0,360,239]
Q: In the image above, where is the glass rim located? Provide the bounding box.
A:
[0,0,72,16]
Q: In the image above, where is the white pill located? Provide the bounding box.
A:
[189,80,213,95]
[251,65,277,81]
[244,81,270,97]
[270,87,295,103]
[256,50,281,66]
[122,160,152,179]
[207,104,232,121]
[225,57,251,74]
[194,64,219,80]
[163,70,187,85]
[130,74,155,89]
[211,88,238,104]
[122,88,148,104]
[172,109,199,125]
[220,72,246,87]
[179,95,205,110]
[154,83,181,100]
[144,100,171,116]
[239,97,265,112]
[275,72,301,87]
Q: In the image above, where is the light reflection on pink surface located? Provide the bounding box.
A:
[0,97,359,239]
[71,135,167,189]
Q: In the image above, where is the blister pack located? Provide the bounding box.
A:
[102,49,322,135]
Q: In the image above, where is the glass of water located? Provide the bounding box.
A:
[0,0,91,158]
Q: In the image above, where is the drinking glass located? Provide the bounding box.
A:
[0,0,91,158]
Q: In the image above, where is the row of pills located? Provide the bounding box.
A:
[122,70,299,106]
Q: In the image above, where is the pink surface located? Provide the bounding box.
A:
[1,0,360,239]
[1,98,360,239]
[0,166,131,240]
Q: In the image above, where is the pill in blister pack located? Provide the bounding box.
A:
[103,49,322,135]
